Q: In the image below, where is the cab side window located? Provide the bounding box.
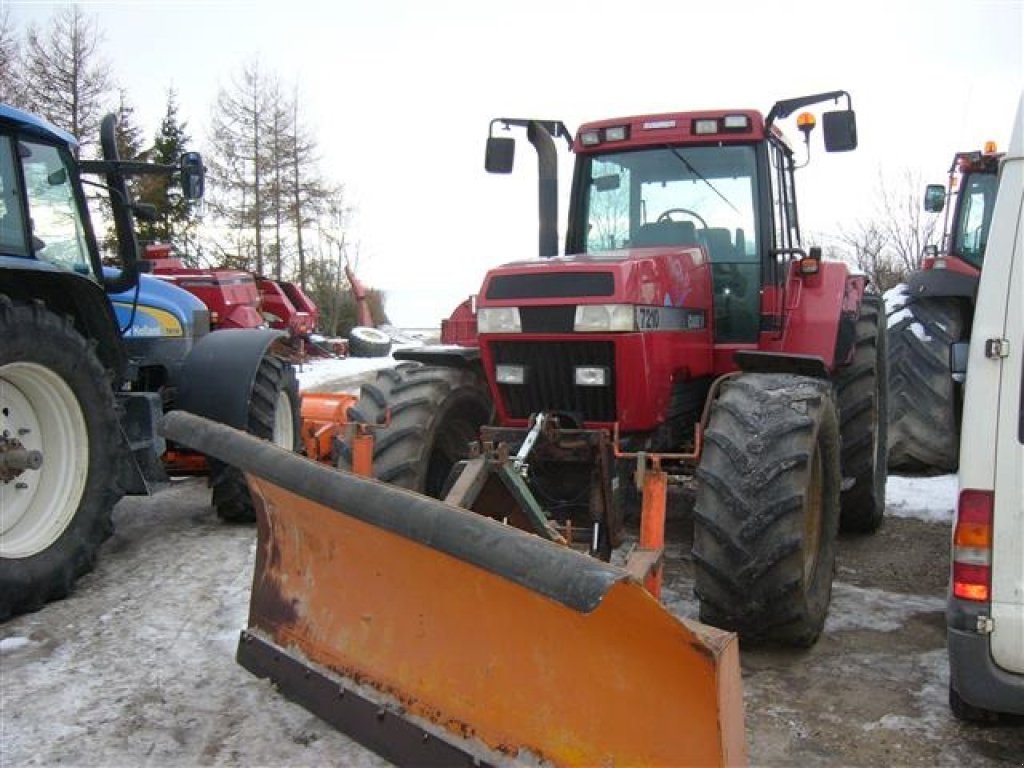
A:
[0,135,28,257]
[20,139,92,273]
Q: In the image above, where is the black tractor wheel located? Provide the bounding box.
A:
[348,326,392,358]
[210,354,301,522]
[693,373,841,647]
[887,296,963,472]
[0,298,122,619]
[835,293,888,533]
[337,362,492,497]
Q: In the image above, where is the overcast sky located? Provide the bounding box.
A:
[6,0,1022,326]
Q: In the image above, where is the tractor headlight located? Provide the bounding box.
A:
[574,366,609,387]
[495,364,527,385]
[477,307,522,333]
[574,304,634,332]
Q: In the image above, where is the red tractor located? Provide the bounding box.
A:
[887,143,1004,472]
[339,91,886,646]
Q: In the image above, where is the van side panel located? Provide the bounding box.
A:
[989,191,1023,675]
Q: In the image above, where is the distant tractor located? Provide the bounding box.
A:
[887,143,1004,472]
[0,103,299,619]
[339,91,888,646]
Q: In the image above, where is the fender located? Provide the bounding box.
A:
[764,262,864,371]
[394,344,482,373]
[906,268,979,305]
[0,259,128,379]
[174,328,286,429]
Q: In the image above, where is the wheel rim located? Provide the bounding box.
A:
[803,441,824,585]
[271,390,296,449]
[0,362,89,558]
[353,327,390,344]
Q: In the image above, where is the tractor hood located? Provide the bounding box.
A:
[477,245,713,322]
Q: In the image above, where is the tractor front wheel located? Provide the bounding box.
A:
[0,298,122,619]
[693,373,841,647]
[210,354,301,522]
[337,362,492,497]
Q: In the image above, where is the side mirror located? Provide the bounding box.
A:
[924,184,946,213]
[485,136,515,174]
[950,340,969,383]
[822,109,857,152]
[180,152,205,200]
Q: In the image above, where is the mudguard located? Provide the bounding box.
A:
[174,328,285,429]
[161,410,747,767]
[906,268,979,303]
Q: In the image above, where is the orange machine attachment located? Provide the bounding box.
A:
[299,391,379,476]
[162,410,747,767]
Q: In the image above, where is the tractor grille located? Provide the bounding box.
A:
[491,340,616,423]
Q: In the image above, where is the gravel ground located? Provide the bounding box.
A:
[2,474,1021,767]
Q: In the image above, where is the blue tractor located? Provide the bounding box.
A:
[0,103,300,619]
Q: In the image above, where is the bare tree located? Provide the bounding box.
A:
[21,6,113,155]
[877,168,939,277]
[286,88,331,289]
[207,59,271,272]
[833,168,940,291]
[0,9,24,105]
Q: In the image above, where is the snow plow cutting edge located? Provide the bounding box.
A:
[161,410,747,767]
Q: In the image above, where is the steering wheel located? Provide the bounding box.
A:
[657,208,707,228]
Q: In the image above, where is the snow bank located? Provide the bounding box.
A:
[886,474,957,524]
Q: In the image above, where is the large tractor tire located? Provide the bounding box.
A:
[693,373,841,647]
[886,295,963,472]
[0,298,123,619]
[835,293,888,533]
[337,362,492,497]
[210,354,301,522]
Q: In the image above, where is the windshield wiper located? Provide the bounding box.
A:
[666,147,740,216]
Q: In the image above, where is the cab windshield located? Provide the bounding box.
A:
[580,144,759,263]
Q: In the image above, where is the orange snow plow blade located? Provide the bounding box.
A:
[162,410,747,767]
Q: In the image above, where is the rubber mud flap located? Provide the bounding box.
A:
[162,410,748,767]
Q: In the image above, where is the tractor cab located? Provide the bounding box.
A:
[924,143,1004,273]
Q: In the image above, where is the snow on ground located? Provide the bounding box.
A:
[294,352,402,392]
[826,582,945,633]
[886,473,957,524]
[294,333,428,392]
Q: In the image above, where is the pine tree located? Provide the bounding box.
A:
[137,89,198,257]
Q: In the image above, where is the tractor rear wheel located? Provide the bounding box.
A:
[693,373,841,647]
[887,296,963,472]
[0,298,122,619]
[211,354,300,522]
[337,362,492,497]
[835,293,888,533]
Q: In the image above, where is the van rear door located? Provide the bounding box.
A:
[989,155,1023,675]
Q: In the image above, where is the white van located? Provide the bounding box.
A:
[947,92,1024,721]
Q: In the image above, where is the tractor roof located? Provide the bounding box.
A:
[0,103,78,149]
[573,109,773,152]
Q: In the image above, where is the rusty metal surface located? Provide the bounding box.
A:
[162,411,747,766]
[237,631,487,768]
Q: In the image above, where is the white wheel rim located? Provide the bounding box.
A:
[272,390,295,449]
[1,362,89,558]
[354,328,390,344]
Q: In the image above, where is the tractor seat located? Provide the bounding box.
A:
[633,220,698,248]
[701,228,736,262]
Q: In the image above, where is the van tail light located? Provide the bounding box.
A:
[952,489,994,601]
